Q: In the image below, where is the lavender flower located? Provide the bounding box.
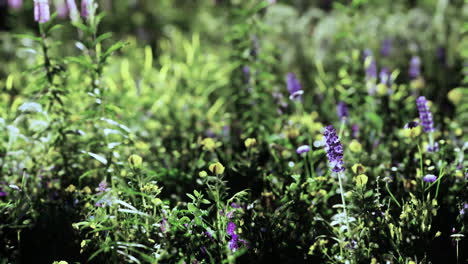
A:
[323,125,345,173]
[34,0,50,23]
[66,0,79,22]
[351,124,359,138]
[0,187,7,197]
[423,174,437,183]
[81,0,91,18]
[427,142,439,152]
[55,0,68,18]
[286,73,303,101]
[416,96,434,133]
[380,38,392,57]
[337,101,349,121]
[227,222,236,236]
[409,56,421,79]
[366,58,377,80]
[98,180,108,193]
[379,67,391,86]
[8,0,23,9]
[296,145,311,155]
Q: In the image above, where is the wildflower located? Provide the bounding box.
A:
[81,0,91,18]
[55,0,68,18]
[379,67,391,87]
[128,154,143,169]
[81,186,92,194]
[97,180,108,193]
[416,96,434,133]
[65,184,76,192]
[337,101,349,121]
[409,56,421,79]
[66,0,80,22]
[286,73,303,101]
[8,0,23,9]
[351,163,366,174]
[355,174,368,187]
[0,187,7,197]
[209,162,225,175]
[351,124,359,138]
[427,142,439,152]
[198,170,208,178]
[201,137,217,151]
[380,38,392,57]
[349,140,362,153]
[296,145,311,155]
[364,54,377,80]
[323,125,345,173]
[244,138,257,148]
[34,0,50,23]
[447,88,462,105]
[423,174,437,183]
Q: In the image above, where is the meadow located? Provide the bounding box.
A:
[0,0,467,263]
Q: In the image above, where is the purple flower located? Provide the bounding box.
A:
[8,0,23,9]
[34,0,50,23]
[323,125,345,173]
[242,66,250,83]
[56,0,68,18]
[337,101,349,121]
[409,56,421,79]
[380,38,392,57]
[286,73,303,101]
[228,235,239,251]
[227,222,236,236]
[362,49,372,60]
[351,124,359,138]
[416,96,434,133]
[427,142,439,152]
[0,187,7,197]
[81,0,91,18]
[98,180,108,193]
[423,174,437,183]
[379,67,391,86]
[296,145,311,155]
[366,58,377,80]
[66,0,79,22]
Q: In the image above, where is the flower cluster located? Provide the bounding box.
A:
[226,222,247,252]
[337,101,349,121]
[409,56,421,79]
[416,96,434,133]
[323,125,345,173]
[34,0,50,23]
[286,73,303,101]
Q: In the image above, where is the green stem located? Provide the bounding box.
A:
[337,171,350,236]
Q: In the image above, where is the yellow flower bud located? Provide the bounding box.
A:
[355,174,368,187]
[128,154,143,169]
[447,88,462,105]
[65,184,76,193]
[349,140,362,153]
[82,186,92,194]
[199,170,208,178]
[244,138,257,148]
[352,163,366,174]
[209,162,225,175]
[201,138,217,151]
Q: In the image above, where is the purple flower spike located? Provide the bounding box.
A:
[323,125,345,173]
[81,0,91,18]
[296,145,311,155]
[227,222,236,236]
[380,38,392,57]
[56,0,68,18]
[66,0,79,22]
[416,96,434,133]
[286,73,303,101]
[98,180,108,193]
[34,0,50,23]
[8,0,23,9]
[423,174,437,183]
[409,56,421,79]
[337,101,349,121]
[379,67,391,86]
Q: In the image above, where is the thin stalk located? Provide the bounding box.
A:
[337,171,350,235]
